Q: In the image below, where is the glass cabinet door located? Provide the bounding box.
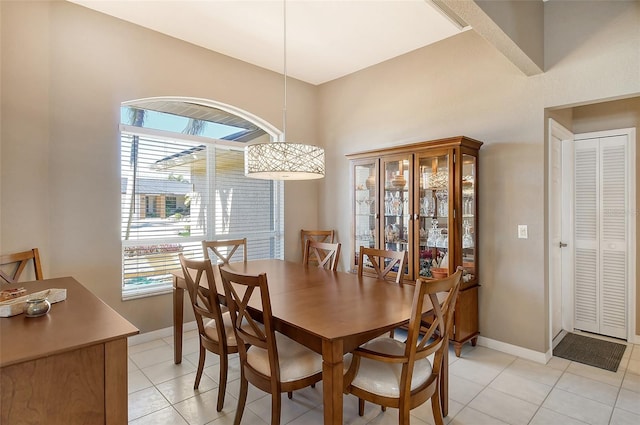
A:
[353,160,378,271]
[461,153,477,283]
[417,153,450,278]
[381,156,411,277]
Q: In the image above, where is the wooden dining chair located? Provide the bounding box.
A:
[303,240,341,271]
[300,229,334,265]
[203,238,247,286]
[219,267,323,425]
[358,247,407,284]
[343,267,463,425]
[203,238,247,265]
[178,254,240,412]
[0,248,44,284]
[359,247,408,337]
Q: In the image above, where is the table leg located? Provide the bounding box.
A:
[321,339,343,425]
[173,277,184,364]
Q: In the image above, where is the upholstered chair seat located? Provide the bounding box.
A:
[246,332,322,382]
[349,337,432,398]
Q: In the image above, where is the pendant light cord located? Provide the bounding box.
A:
[282,0,287,142]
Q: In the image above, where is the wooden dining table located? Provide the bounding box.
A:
[172,259,448,425]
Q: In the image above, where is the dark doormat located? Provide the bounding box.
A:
[553,332,627,372]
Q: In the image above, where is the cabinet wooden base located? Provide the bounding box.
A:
[453,333,479,357]
[452,285,479,357]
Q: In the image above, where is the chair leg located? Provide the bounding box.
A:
[194,344,206,389]
[233,376,248,425]
[287,391,293,399]
[381,406,387,412]
[399,403,410,425]
[431,385,445,425]
[271,392,281,425]
[358,398,365,416]
[216,353,228,412]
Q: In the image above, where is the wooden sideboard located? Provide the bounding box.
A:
[0,277,138,425]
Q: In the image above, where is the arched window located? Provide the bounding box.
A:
[120,97,283,299]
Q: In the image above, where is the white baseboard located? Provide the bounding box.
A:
[128,321,197,346]
[477,336,551,364]
[128,324,637,361]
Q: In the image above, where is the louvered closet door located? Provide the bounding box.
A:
[574,139,599,334]
[574,136,628,339]
[599,136,628,338]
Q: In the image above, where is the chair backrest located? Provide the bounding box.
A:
[203,238,247,265]
[0,248,43,284]
[219,267,280,379]
[303,240,341,271]
[357,247,407,284]
[179,254,227,343]
[300,229,335,265]
[406,267,463,381]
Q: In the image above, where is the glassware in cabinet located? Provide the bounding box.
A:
[352,160,378,271]
[381,156,411,277]
[461,153,477,283]
[417,153,450,279]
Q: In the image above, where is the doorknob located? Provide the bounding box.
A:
[559,242,568,248]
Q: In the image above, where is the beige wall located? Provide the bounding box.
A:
[318,0,640,354]
[0,1,320,332]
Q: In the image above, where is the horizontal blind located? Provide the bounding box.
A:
[121,132,283,295]
[213,149,283,261]
[121,133,209,290]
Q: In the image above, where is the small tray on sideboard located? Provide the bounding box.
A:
[0,288,67,317]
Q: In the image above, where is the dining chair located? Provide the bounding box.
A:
[178,254,240,412]
[358,247,408,337]
[202,238,247,286]
[358,247,407,284]
[0,248,44,284]
[343,267,463,425]
[219,267,323,425]
[303,239,341,271]
[203,238,247,265]
[300,229,334,265]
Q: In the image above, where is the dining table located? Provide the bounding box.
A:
[172,259,448,425]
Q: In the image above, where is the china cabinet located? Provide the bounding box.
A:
[347,136,482,356]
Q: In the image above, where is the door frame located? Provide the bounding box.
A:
[548,119,575,348]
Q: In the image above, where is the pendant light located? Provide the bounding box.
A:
[245,0,325,180]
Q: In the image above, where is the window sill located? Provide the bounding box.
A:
[122,284,173,301]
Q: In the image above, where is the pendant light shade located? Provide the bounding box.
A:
[245,142,325,180]
[245,0,325,181]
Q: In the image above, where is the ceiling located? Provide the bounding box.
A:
[68,0,467,85]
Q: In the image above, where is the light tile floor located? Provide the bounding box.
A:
[128,330,640,425]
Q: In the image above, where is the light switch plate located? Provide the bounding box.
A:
[518,225,528,239]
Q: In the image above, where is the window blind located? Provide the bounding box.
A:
[121,130,283,298]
